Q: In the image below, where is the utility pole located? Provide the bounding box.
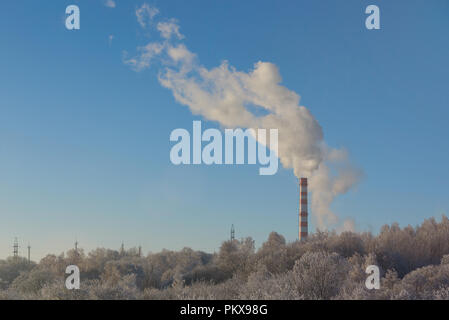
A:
[231,224,235,241]
[27,243,31,263]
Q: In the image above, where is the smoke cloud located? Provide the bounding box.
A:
[125,4,362,230]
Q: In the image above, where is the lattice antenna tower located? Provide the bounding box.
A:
[13,237,19,258]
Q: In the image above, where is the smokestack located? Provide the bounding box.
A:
[299,178,308,240]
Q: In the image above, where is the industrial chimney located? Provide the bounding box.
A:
[299,178,308,240]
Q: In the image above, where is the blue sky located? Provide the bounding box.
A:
[0,0,448,259]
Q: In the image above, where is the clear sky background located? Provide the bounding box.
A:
[0,0,448,260]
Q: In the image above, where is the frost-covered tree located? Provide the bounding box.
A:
[255,232,290,274]
[290,251,349,299]
[0,257,35,290]
[217,237,255,278]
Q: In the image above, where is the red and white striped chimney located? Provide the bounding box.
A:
[299,178,308,240]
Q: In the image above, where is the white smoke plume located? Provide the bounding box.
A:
[104,0,116,9]
[125,4,362,231]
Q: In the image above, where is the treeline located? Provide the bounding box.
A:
[1,216,449,299]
